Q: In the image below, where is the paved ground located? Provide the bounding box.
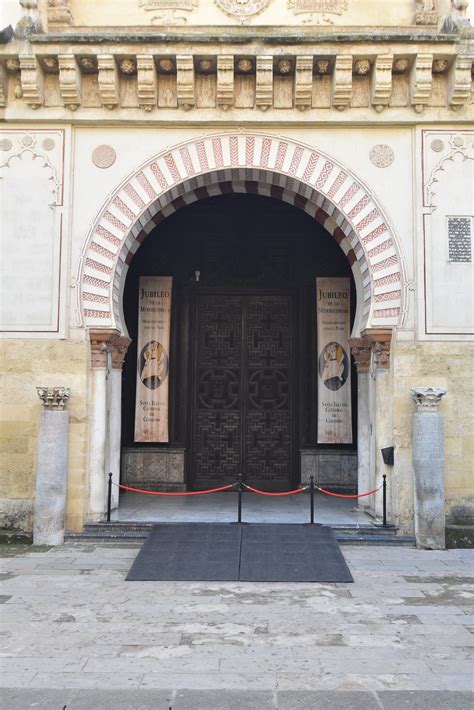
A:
[1,541,473,709]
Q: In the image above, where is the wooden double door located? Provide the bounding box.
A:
[190,292,296,491]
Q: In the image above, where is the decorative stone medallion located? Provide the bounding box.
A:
[215,0,270,19]
[92,145,117,169]
[0,139,13,151]
[21,135,34,147]
[430,139,445,152]
[42,138,56,151]
[369,144,395,168]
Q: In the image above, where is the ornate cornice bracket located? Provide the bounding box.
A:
[36,386,70,410]
[411,386,447,412]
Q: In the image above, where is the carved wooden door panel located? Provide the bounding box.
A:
[191,293,295,490]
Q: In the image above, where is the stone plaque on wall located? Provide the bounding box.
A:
[448,217,472,263]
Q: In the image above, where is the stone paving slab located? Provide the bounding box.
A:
[0,543,473,705]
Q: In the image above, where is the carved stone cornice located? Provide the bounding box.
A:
[411,386,447,412]
[36,386,70,410]
[349,338,372,373]
[361,327,393,370]
[3,45,471,116]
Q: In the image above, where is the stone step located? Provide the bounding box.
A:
[65,522,415,546]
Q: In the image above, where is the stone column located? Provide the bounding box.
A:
[349,339,373,510]
[411,386,447,550]
[88,331,114,518]
[108,337,131,510]
[363,328,393,521]
[33,387,70,545]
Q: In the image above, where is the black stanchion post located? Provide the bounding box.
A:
[107,472,113,523]
[237,473,243,524]
[310,475,315,525]
[382,474,387,527]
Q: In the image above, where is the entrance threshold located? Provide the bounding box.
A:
[108,490,376,527]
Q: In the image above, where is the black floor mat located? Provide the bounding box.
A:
[126,523,242,581]
[239,524,353,582]
[126,523,353,583]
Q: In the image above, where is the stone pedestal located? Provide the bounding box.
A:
[411,386,447,550]
[33,387,70,546]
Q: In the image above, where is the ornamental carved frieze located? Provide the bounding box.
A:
[415,0,438,26]
[289,0,349,23]
[215,0,271,21]
[138,0,198,24]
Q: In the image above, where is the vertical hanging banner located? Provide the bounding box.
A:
[134,276,172,442]
[316,277,352,444]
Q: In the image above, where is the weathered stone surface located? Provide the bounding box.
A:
[412,410,446,550]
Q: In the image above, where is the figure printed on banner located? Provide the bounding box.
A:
[319,341,349,391]
[138,340,169,390]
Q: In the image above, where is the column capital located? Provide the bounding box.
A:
[110,336,132,370]
[89,329,121,368]
[349,338,372,372]
[36,386,70,410]
[361,327,393,370]
[411,387,447,412]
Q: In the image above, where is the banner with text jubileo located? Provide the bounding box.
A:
[316,277,352,444]
[134,276,172,442]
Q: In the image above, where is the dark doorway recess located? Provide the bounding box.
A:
[122,193,357,491]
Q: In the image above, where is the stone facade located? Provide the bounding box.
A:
[1,0,473,537]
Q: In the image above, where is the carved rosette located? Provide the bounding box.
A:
[411,387,447,412]
[349,338,372,372]
[36,386,70,410]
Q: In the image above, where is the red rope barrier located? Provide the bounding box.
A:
[317,485,381,499]
[116,483,235,496]
[243,484,306,496]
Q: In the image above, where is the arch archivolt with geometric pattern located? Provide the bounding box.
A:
[78,132,406,337]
